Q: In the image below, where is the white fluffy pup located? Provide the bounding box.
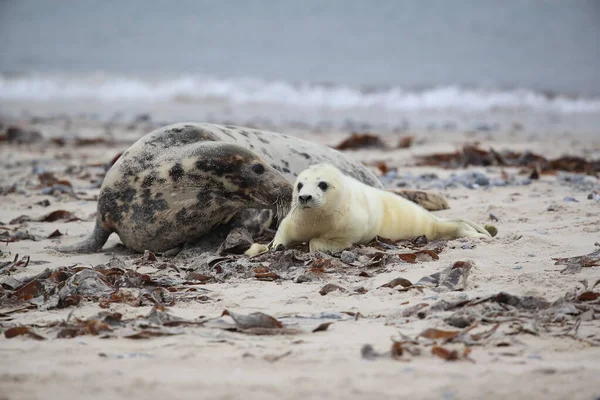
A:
[263,163,492,253]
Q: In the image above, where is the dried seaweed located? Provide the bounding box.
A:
[4,326,46,340]
[47,229,63,238]
[334,133,387,150]
[217,228,254,255]
[397,136,414,149]
[0,228,40,242]
[395,261,473,292]
[553,247,600,274]
[312,322,333,333]
[2,125,43,144]
[419,328,459,340]
[416,143,600,175]
[9,210,81,224]
[319,283,346,296]
[380,277,413,289]
[37,172,73,188]
[0,254,30,274]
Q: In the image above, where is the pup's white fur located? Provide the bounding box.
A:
[264,163,491,253]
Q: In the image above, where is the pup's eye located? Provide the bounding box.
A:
[318,182,328,191]
[252,164,265,175]
[297,182,303,190]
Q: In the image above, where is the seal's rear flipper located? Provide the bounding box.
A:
[54,222,112,254]
[436,218,493,239]
[388,189,450,211]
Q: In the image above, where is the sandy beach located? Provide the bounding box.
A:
[1,107,599,400]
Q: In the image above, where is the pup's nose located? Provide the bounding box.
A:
[298,194,312,203]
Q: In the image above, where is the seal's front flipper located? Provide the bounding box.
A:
[162,245,183,257]
[54,221,112,254]
[244,243,270,257]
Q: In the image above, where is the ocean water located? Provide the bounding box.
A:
[1,0,599,116]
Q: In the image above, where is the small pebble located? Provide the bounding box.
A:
[563,196,579,203]
[340,251,356,264]
[587,192,600,201]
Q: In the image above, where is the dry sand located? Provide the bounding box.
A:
[1,115,599,400]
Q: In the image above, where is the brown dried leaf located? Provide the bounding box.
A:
[431,346,459,361]
[416,144,599,175]
[335,133,386,150]
[75,137,108,146]
[0,254,30,273]
[380,277,413,289]
[312,322,333,333]
[38,172,73,188]
[391,342,404,358]
[264,350,292,363]
[419,328,459,340]
[397,253,417,263]
[222,310,283,329]
[4,326,46,340]
[310,258,345,271]
[553,249,600,274]
[11,210,81,224]
[319,283,346,296]
[142,250,157,262]
[99,289,142,308]
[254,272,281,281]
[577,291,600,301]
[41,210,80,222]
[368,236,398,251]
[373,161,391,175]
[184,271,213,283]
[439,261,472,291]
[397,136,414,149]
[361,252,388,268]
[125,330,177,339]
[47,229,63,238]
[410,235,429,246]
[85,320,112,335]
[4,125,43,144]
[14,279,44,301]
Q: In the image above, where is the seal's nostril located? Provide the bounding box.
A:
[299,194,312,203]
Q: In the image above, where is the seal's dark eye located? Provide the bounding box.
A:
[297,182,303,190]
[252,164,265,175]
[318,182,328,191]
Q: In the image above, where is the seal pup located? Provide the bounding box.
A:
[55,123,385,254]
[266,163,492,253]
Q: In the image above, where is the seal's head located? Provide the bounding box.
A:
[187,142,292,218]
[292,163,344,211]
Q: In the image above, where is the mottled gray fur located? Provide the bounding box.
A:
[56,123,382,253]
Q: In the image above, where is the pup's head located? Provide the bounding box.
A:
[292,163,343,211]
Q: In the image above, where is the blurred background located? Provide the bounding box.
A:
[1,0,599,129]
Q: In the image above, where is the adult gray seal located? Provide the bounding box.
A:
[56,122,384,254]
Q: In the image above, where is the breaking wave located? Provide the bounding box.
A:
[1,73,599,113]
